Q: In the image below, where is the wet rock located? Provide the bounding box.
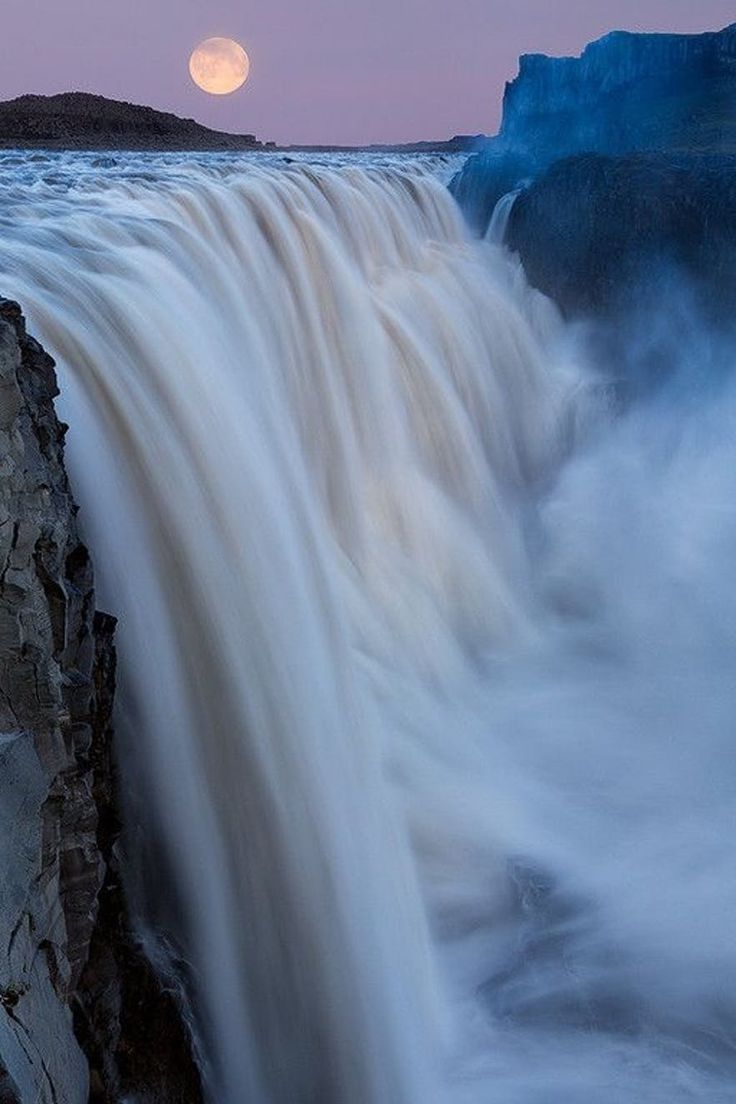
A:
[0,298,100,1103]
[0,301,202,1103]
[505,152,736,322]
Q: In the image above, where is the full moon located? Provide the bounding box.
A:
[189,38,251,96]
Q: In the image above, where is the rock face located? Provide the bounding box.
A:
[0,298,103,1103]
[0,92,263,150]
[451,24,736,234]
[504,152,736,321]
[451,23,736,332]
[450,149,535,236]
[0,301,202,1103]
[501,25,736,159]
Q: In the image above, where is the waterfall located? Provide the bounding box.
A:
[0,152,734,1104]
[485,187,522,245]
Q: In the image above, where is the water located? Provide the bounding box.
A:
[0,150,734,1102]
[485,187,522,245]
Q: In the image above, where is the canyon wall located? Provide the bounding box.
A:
[452,24,736,234]
[0,300,201,1104]
[501,24,736,158]
[0,297,103,1103]
[452,24,736,333]
[505,152,736,321]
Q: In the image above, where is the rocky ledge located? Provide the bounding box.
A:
[0,301,201,1103]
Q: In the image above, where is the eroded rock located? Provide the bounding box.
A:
[0,301,202,1103]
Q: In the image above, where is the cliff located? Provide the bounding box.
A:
[501,24,736,158]
[452,23,736,233]
[0,302,201,1102]
[0,93,263,150]
[504,152,736,323]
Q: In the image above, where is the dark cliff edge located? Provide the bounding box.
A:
[505,152,736,321]
[0,300,202,1103]
[0,92,265,151]
[451,23,736,337]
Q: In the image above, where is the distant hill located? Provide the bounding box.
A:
[0,92,267,150]
[363,134,488,154]
[277,135,488,155]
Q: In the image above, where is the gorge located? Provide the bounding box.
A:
[1,22,736,1104]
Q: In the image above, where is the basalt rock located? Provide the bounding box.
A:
[0,301,202,1103]
[504,152,736,323]
[500,24,736,160]
[451,23,736,235]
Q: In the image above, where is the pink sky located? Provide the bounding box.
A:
[0,0,734,145]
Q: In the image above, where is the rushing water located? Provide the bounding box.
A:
[485,188,522,246]
[0,150,734,1103]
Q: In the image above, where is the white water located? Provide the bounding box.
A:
[0,151,735,1103]
[485,188,522,246]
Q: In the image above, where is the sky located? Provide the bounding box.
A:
[1,0,734,146]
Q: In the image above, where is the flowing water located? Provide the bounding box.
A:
[0,150,734,1102]
[485,188,522,246]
